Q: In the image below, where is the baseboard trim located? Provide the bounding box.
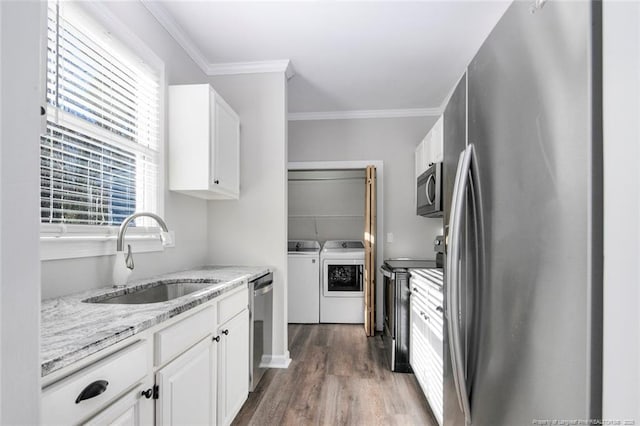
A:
[259,352,291,369]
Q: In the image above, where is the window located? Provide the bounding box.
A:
[42,1,160,229]
[40,1,165,260]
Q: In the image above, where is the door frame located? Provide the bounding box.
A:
[288,160,385,331]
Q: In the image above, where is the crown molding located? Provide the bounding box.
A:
[288,108,442,121]
[142,1,294,79]
[141,1,210,73]
[207,60,295,79]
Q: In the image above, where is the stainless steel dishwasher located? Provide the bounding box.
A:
[249,272,273,392]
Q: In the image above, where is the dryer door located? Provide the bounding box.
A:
[323,259,364,297]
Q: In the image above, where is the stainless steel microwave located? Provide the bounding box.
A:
[416,162,443,217]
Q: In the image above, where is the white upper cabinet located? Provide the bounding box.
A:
[415,115,444,178]
[169,84,240,200]
[428,115,444,165]
[415,138,427,179]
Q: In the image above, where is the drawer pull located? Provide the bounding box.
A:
[212,336,220,342]
[436,306,444,313]
[75,380,109,404]
[221,329,229,336]
[141,388,153,399]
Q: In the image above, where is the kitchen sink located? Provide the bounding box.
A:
[84,279,223,305]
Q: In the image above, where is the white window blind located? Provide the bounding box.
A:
[41,1,160,228]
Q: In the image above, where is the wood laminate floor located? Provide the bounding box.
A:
[232,324,438,426]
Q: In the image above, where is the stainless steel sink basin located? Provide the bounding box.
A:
[84,279,222,305]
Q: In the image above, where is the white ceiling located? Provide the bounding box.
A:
[146,1,511,116]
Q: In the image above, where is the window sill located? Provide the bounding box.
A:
[40,226,175,261]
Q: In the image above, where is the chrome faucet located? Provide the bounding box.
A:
[113,212,170,287]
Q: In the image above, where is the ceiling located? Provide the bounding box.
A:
[145,1,511,116]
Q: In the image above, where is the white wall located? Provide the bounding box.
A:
[0,1,44,423]
[288,173,365,243]
[40,1,210,299]
[206,73,289,364]
[288,117,442,260]
[602,0,640,420]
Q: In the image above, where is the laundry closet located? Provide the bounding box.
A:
[287,169,375,329]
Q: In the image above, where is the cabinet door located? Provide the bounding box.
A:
[217,309,249,426]
[415,142,424,179]
[410,301,428,390]
[84,384,153,426]
[431,115,444,164]
[409,297,418,367]
[156,336,216,426]
[211,92,240,196]
[425,283,444,425]
[409,277,430,396]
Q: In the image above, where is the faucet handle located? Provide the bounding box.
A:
[160,231,173,247]
[125,244,134,270]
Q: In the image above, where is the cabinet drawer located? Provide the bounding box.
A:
[155,307,215,366]
[218,286,248,325]
[42,341,148,425]
[83,383,149,425]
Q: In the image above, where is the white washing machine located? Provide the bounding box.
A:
[287,240,321,323]
[320,240,365,324]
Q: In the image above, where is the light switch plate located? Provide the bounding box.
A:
[387,232,394,243]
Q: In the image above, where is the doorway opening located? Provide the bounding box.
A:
[287,161,384,334]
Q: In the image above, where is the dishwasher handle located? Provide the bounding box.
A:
[254,282,273,296]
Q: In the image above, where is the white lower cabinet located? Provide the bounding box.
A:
[43,286,254,426]
[42,341,149,425]
[84,383,153,426]
[410,272,444,426]
[156,336,216,425]
[217,309,250,426]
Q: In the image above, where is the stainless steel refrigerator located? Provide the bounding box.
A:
[442,1,602,425]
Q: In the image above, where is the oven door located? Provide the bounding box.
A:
[323,259,364,297]
[381,265,396,370]
[382,267,395,339]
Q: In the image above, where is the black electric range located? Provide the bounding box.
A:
[381,259,439,373]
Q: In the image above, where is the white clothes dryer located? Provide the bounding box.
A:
[320,240,365,324]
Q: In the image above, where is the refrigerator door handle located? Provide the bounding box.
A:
[446,150,466,419]
[447,145,474,425]
[466,143,485,397]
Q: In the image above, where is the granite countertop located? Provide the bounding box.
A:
[41,265,270,378]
